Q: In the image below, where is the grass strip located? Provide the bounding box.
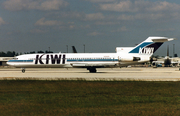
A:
[0,80,179,115]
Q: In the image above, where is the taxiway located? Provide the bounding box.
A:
[0,67,180,81]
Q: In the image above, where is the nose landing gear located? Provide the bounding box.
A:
[22,68,25,73]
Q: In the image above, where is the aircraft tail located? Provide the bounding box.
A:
[72,46,77,53]
[128,37,175,56]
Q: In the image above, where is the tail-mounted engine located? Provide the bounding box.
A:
[119,56,141,62]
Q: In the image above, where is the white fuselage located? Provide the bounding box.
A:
[7,52,149,68]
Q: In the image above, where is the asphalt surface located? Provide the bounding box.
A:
[0,67,180,81]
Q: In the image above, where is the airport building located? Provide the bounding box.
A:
[0,57,13,66]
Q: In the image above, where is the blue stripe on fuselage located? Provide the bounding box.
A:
[8,59,118,63]
[8,60,33,62]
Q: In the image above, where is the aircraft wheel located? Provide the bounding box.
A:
[22,69,25,73]
[87,67,97,73]
[90,68,97,73]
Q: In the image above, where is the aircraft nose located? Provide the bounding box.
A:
[6,61,10,65]
[6,60,13,66]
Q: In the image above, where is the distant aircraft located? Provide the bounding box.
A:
[72,46,77,53]
[152,45,179,67]
[7,37,174,73]
[164,45,171,67]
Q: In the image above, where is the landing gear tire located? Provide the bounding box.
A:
[22,68,25,73]
[87,67,97,73]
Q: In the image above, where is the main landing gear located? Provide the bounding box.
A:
[87,67,97,73]
[22,68,26,73]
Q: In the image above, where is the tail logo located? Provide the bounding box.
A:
[139,47,154,55]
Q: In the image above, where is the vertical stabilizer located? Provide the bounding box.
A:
[129,37,174,57]
[167,45,169,57]
[72,46,77,53]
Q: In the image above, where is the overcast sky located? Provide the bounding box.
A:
[0,0,180,56]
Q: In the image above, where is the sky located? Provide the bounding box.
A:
[0,0,180,56]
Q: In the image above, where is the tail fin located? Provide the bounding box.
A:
[129,37,175,56]
[72,46,78,53]
[167,45,169,57]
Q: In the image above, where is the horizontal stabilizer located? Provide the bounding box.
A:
[145,37,175,42]
[151,37,175,42]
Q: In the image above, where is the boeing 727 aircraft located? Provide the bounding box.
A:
[7,37,174,73]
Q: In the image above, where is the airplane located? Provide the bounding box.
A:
[152,56,180,67]
[152,45,180,67]
[7,37,174,73]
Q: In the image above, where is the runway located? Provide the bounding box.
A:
[0,67,180,81]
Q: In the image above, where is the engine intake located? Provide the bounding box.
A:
[133,57,141,61]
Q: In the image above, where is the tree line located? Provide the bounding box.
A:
[0,51,53,57]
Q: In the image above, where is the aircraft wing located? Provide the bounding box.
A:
[71,63,117,68]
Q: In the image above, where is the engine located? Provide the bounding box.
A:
[119,57,141,62]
